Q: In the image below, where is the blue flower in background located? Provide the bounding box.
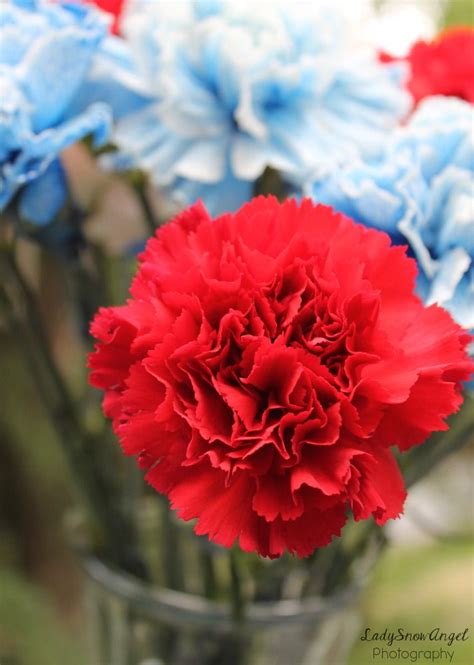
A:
[309,96,474,331]
[105,0,409,216]
[0,0,112,225]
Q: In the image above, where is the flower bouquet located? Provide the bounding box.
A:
[0,1,473,664]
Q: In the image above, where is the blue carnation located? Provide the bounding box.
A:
[0,0,112,225]
[309,96,474,331]
[105,0,409,215]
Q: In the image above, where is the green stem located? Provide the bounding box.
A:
[161,507,185,591]
[229,549,244,622]
[0,243,146,577]
[157,507,184,664]
[199,548,218,600]
[2,247,81,429]
[133,181,158,235]
[0,283,58,420]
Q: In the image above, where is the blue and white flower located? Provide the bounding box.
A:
[0,0,112,225]
[106,0,409,215]
[309,96,474,330]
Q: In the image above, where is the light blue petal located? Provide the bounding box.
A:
[16,25,106,131]
[68,36,152,122]
[19,159,67,225]
[172,170,253,216]
[0,6,45,65]
[443,270,474,330]
[12,0,38,10]
[19,102,111,164]
[1,102,111,212]
[426,248,471,309]
[0,72,32,160]
[193,0,223,20]
[431,167,474,257]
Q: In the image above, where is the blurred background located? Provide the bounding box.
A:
[0,0,473,664]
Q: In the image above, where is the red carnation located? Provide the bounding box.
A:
[89,198,472,558]
[380,28,474,105]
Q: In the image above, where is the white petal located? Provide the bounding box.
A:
[174,139,227,183]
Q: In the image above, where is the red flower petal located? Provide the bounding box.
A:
[89,197,473,557]
[381,28,474,105]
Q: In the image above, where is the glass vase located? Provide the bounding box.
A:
[74,493,384,665]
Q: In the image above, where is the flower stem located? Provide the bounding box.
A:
[133,180,158,235]
[229,549,244,622]
[161,506,185,590]
[0,241,146,577]
[199,548,218,600]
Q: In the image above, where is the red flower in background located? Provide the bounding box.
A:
[89,198,472,557]
[381,27,474,104]
[86,0,125,34]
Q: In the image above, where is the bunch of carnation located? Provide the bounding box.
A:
[1,0,472,562]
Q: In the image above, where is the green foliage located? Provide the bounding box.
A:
[0,570,86,665]
[349,538,474,664]
[441,0,474,28]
